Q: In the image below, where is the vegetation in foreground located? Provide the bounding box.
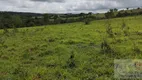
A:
[0,15,142,80]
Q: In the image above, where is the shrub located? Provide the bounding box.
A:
[66,51,76,68]
[121,22,126,30]
[12,26,19,33]
[133,43,141,53]
[121,22,130,36]
[106,24,114,37]
[84,18,91,25]
[48,38,55,42]
[101,39,114,53]
[0,37,5,46]
[39,50,53,57]
[13,65,28,79]
[3,28,9,34]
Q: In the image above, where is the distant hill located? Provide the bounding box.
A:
[0,7,142,29]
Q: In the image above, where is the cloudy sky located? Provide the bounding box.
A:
[0,0,142,13]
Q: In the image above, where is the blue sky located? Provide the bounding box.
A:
[0,0,141,13]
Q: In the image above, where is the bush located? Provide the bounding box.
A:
[106,24,114,37]
[0,37,5,46]
[66,52,76,68]
[133,43,141,53]
[84,18,92,25]
[101,39,114,53]
[3,28,9,34]
[121,22,130,36]
[12,26,19,33]
[38,50,53,57]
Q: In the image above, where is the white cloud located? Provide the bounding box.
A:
[0,0,141,13]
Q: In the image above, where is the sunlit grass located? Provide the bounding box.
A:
[0,15,142,80]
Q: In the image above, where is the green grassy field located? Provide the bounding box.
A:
[0,15,142,80]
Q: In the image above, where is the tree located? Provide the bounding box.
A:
[88,12,93,16]
[79,13,85,16]
[105,9,115,19]
[26,18,35,27]
[84,18,91,25]
[43,14,50,24]
[137,7,140,10]
[2,14,14,28]
[11,15,23,28]
[110,9,114,12]
[114,8,118,12]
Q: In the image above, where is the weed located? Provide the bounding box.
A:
[48,38,55,42]
[3,28,9,34]
[106,24,114,37]
[136,31,142,35]
[121,22,130,36]
[12,26,18,33]
[12,65,28,79]
[101,39,114,53]
[132,42,141,53]
[0,37,5,46]
[38,50,53,57]
[121,22,126,30]
[22,53,30,59]
[66,51,76,68]
[84,18,91,25]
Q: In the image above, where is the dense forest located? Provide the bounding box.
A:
[0,7,142,29]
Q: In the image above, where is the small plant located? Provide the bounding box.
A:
[121,22,126,30]
[133,42,141,53]
[12,26,19,33]
[101,39,114,53]
[38,50,53,57]
[84,20,90,25]
[123,28,129,36]
[84,18,91,25]
[3,27,9,34]
[48,38,55,42]
[13,65,28,79]
[136,31,142,35]
[0,37,5,46]
[121,22,130,36]
[106,23,114,37]
[66,51,76,68]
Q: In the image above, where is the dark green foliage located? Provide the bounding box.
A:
[44,14,50,23]
[105,9,115,19]
[22,53,31,59]
[3,27,9,34]
[106,24,114,37]
[133,43,141,53]
[66,52,76,68]
[38,50,53,57]
[84,18,92,25]
[12,65,28,79]
[0,7,142,29]
[11,15,23,28]
[84,20,90,25]
[101,39,114,53]
[48,38,55,42]
[12,26,19,33]
[121,22,126,29]
[121,22,130,36]
[0,37,5,46]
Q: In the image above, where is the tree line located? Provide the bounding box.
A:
[0,7,142,29]
[105,7,142,19]
[0,12,95,29]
